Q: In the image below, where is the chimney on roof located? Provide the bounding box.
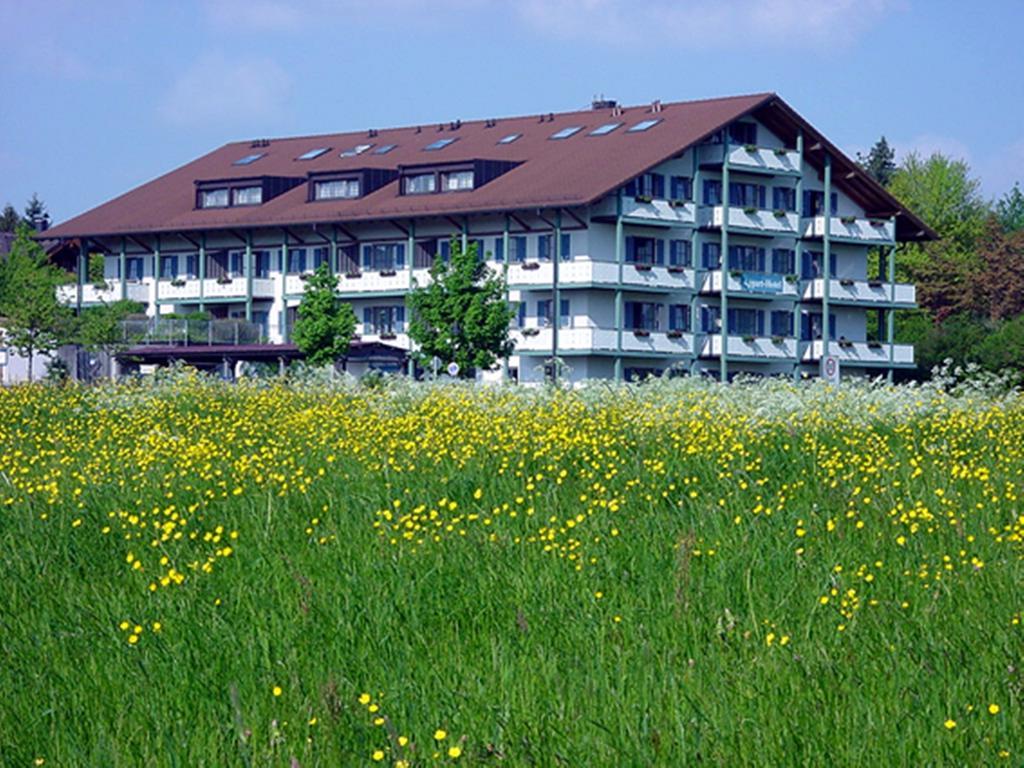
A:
[591,95,617,110]
[368,128,378,137]
[450,119,461,130]
[650,100,663,113]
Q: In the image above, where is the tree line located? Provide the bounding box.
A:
[857,138,1024,374]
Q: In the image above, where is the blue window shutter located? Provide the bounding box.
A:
[560,233,570,261]
[440,240,450,262]
[757,248,766,272]
[656,239,665,265]
[560,298,570,327]
[494,238,504,262]
[361,245,372,269]
[395,243,406,268]
[829,313,836,340]
[758,186,766,209]
[830,253,837,276]
[757,312,765,337]
[518,302,525,327]
[396,305,405,331]
[727,308,737,333]
[652,174,665,199]
[830,193,838,215]
[625,236,635,262]
[363,307,371,328]
[624,178,637,196]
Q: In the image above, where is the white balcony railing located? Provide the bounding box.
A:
[702,270,799,298]
[698,144,802,175]
[802,279,916,306]
[156,278,202,300]
[507,259,696,292]
[803,340,914,366]
[702,334,799,360]
[591,195,697,225]
[700,206,801,237]
[512,327,692,355]
[802,216,895,244]
[57,279,152,305]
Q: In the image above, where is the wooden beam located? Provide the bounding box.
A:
[563,208,587,229]
[129,235,154,254]
[509,212,533,232]
[282,227,307,246]
[177,232,201,249]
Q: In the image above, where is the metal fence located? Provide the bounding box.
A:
[119,318,263,346]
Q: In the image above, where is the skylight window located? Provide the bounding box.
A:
[296,147,330,161]
[340,144,373,157]
[498,133,521,145]
[589,122,622,136]
[627,119,662,133]
[373,144,397,154]
[423,138,457,151]
[549,126,582,140]
[233,153,265,166]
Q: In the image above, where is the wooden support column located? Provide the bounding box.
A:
[822,153,833,370]
[552,209,561,384]
[614,190,624,382]
[720,135,731,383]
[198,232,206,313]
[244,230,253,323]
[794,130,804,382]
[280,232,289,344]
[119,237,127,301]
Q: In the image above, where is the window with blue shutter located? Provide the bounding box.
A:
[439,240,451,262]
[396,305,406,332]
[669,239,691,267]
[727,308,762,336]
[700,305,720,332]
[702,242,721,269]
[517,301,526,327]
[538,234,552,262]
[652,174,665,199]
[537,299,552,326]
[728,122,757,145]
[772,187,796,211]
[670,176,692,201]
[801,312,836,340]
[560,298,570,328]
[313,247,329,269]
[801,251,838,279]
[625,236,636,262]
[669,304,690,331]
[703,180,722,205]
[395,243,406,268]
[729,183,766,209]
[560,233,571,261]
[363,307,372,331]
[771,248,795,275]
[624,178,638,196]
[362,245,373,269]
[185,254,198,278]
[655,239,665,265]
[494,238,504,262]
[512,236,527,262]
[770,310,793,337]
[126,257,144,280]
[802,190,840,217]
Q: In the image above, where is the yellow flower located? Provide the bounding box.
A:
[371,749,385,761]
[448,745,462,758]
[127,634,138,645]
[398,735,409,746]
[272,686,283,697]
[434,729,447,741]
[151,621,162,632]
[359,692,372,705]
[944,719,956,730]
[989,703,1000,715]
[119,621,129,631]
[395,761,409,768]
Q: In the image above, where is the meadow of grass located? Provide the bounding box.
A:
[1,371,1022,766]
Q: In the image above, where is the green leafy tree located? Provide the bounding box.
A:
[0,225,73,381]
[292,262,357,367]
[995,182,1024,235]
[0,203,20,233]
[406,238,515,378]
[77,299,145,356]
[88,253,107,287]
[856,136,896,186]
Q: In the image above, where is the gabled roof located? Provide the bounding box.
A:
[43,93,935,242]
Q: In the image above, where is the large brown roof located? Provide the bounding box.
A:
[43,93,934,242]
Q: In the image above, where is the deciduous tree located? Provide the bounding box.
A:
[292,262,357,368]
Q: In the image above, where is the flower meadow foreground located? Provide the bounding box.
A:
[1,373,1023,766]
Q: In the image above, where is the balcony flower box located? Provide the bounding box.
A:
[345,271,362,279]
[669,199,690,208]
[380,269,397,277]
[299,272,314,281]
[667,265,688,274]
[773,147,789,156]
[742,335,757,343]
[170,278,187,287]
[521,262,541,271]
[521,327,540,337]
[771,335,787,344]
[635,264,653,272]
[840,215,857,225]
[838,339,854,348]
[773,209,787,217]
[667,330,684,339]
[744,143,758,153]
[867,279,884,288]
[743,206,758,215]
[379,332,397,340]
[634,194,653,204]
[729,269,744,278]
[839,278,855,287]
[867,341,884,349]
[216,275,233,284]
[632,329,651,338]
[93,282,110,291]
[869,219,887,227]
[784,274,799,284]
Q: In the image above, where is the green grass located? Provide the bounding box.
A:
[0,374,1022,766]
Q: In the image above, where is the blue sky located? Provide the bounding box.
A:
[2,0,1022,224]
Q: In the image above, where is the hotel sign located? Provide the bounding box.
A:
[738,272,784,294]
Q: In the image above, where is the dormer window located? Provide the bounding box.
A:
[404,173,437,195]
[200,188,229,208]
[232,186,263,205]
[315,178,361,200]
[441,170,474,191]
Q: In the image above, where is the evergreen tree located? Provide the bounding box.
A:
[856,136,897,186]
[406,238,515,378]
[0,225,73,381]
[0,204,21,233]
[23,193,48,230]
[292,262,357,367]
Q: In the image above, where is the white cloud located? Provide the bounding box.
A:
[157,53,292,127]
[514,0,899,48]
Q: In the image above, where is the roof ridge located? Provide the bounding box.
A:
[223,92,777,148]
